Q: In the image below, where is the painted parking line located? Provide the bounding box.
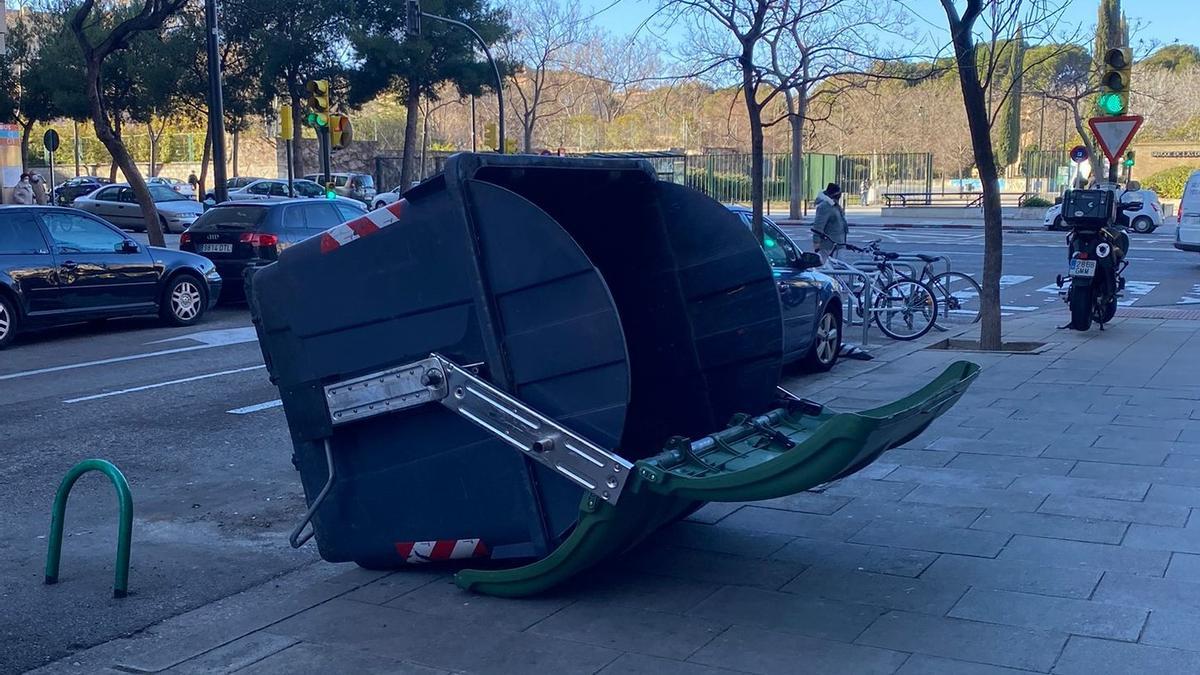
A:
[64,365,266,404]
[227,399,283,415]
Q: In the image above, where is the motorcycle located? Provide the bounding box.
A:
[1056,191,1134,331]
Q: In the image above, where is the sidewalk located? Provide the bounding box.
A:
[31,308,1200,674]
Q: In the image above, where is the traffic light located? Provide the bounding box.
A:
[406,0,421,36]
[305,79,331,128]
[325,182,337,200]
[279,104,293,140]
[1123,150,1135,167]
[1098,47,1132,115]
[483,122,497,150]
[329,114,353,149]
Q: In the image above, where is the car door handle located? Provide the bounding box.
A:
[61,261,78,268]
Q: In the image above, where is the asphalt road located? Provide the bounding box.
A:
[1,224,1195,672]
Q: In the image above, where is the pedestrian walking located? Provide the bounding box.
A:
[12,173,34,205]
[812,182,848,265]
[859,178,869,206]
[188,171,200,197]
[30,173,48,205]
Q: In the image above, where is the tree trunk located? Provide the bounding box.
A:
[786,89,808,221]
[231,128,240,176]
[108,116,121,183]
[399,92,420,188]
[947,18,1003,350]
[742,64,765,242]
[198,125,211,200]
[290,92,305,177]
[20,121,32,173]
[148,121,157,177]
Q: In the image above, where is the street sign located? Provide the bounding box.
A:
[43,129,60,153]
[1070,145,1089,163]
[1087,115,1143,164]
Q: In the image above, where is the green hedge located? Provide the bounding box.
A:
[686,170,790,202]
[1022,196,1053,208]
[1142,165,1200,200]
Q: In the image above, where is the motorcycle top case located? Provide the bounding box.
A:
[1062,189,1117,229]
[247,153,784,568]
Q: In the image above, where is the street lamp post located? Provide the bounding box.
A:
[205,0,229,202]
[419,11,504,154]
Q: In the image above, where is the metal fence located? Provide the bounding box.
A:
[1022,149,1072,195]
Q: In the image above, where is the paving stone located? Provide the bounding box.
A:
[684,502,743,524]
[1093,437,1200,455]
[597,654,743,675]
[782,566,968,615]
[531,601,724,661]
[830,498,984,529]
[1144,484,1200,507]
[769,537,937,578]
[1037,494,1189,527]
[555,569,720,614]
[1166,552,1200,580]
[617,544,803,590]
[692,625,909,675]
[659,521,794,558]
[341,570,445,605]
[928,436,1048,457]
[386,578,574,630]
[1071,462,1200,489]
[894,654,1037,675]
[820,478,918,501]
[721,506,867,541]
[688,585,884,642]
[1093,572,1200,613]
[1163,454,1200,471]
[1010,474,1150,501]
[165,632,299,675]
[850,520,1010,557]
[1123,523,1200,554]
[919,554,1102,599]
[886,466,1018,490]
[1040,443,1169,466]
[234,642,447,675]
[1139,609,1200,651]
[1052,635,1200,674]
[880,448,958,467]
[948,588,1147,641]
[754,490,851,515]
[970,509,1128,544]
[856,610,1067,672]
[903,484,1047,512]
[948,453,1077,476]
[1111,415,1193,431]
[997,536,1170,576]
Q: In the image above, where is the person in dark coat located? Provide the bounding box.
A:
[811,183,848,264]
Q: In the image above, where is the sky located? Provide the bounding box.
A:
[584,0,1199,53]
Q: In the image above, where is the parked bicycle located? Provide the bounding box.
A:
[812,230,940,341]
[852,239,982,330]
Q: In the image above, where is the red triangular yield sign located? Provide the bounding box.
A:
[1088,115,1144,163]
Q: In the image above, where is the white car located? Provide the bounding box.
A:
[224,178,365,209]
[371,185,404,210]
[148,176,194,198]
[1045,188,1164,234]
[1175,170,1200,253]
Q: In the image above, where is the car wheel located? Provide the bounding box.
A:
[1132,216,1153,234]
[802,305,841,372]
[159,215,175,235]
[160,274,207,326]
[1051,216,1063,230]
[0,294,17,349]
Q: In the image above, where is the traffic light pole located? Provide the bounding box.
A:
[421,12,504,154]
[319,126,332,186]
[205,0,229,202]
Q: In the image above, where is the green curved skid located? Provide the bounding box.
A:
[44,459,134,599]
[456,361,979,597]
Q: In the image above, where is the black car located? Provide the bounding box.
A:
[180,198,367,299]
[52,176,113,206]
[0,206,222,349]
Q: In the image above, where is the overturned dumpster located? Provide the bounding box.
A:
[249,153,978,597]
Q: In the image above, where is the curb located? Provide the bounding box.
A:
[775,220,1043,233]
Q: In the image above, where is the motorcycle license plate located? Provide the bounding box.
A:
[1070,259,1096,278]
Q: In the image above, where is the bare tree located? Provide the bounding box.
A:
[501,0,589,152]
[70,0,187,247]
[575,32,663,123]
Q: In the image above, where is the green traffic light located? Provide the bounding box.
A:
[1098,92,1125,115]
[1124,158,1135,167]
[326,190,336,200]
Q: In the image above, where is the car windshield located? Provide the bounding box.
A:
[294,181,324,197]
[359,175,374,188]
[191,205,268,230]
[150,185,189,202]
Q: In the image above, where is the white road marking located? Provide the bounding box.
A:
[227,399,283,415]
[1119,281,1160,306]
[64,365,266,403]
[147,326,258,347]
[1001,306,1039,312]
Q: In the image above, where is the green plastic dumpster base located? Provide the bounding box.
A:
[456,360,980,597]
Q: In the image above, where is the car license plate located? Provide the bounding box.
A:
[200,243,233,253]
[1070,259,1096,278]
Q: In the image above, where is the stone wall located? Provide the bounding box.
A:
[1127,141,1200,178]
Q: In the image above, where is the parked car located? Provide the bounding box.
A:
[52,176,112,206]
[180,198,367,299]
[148,175,194,198]
[73,183,204,234]
[303,172,376,203]
[371,184,404,209]
[727,205,842,371]
[1045,188,1164,233]
[202,176,263,202]
[222,178,366,210]
[0,206,221,348]
[1176,170,1200,253]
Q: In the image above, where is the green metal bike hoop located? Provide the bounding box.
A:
[456,361,980,597]
[44,459,134,599]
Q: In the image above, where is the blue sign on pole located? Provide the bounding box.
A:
[1070,145,1090,163]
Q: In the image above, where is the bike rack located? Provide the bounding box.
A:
[816,264,873,345]
[44,459,134,599]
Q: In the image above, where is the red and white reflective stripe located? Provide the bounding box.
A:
[394,538,489,564]
[319,199,407,254]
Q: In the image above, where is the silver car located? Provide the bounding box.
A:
[226,178,366,209]
[74,183,203,233]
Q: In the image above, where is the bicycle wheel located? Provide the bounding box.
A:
[929,271,982,330]
[873,279,938,340]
